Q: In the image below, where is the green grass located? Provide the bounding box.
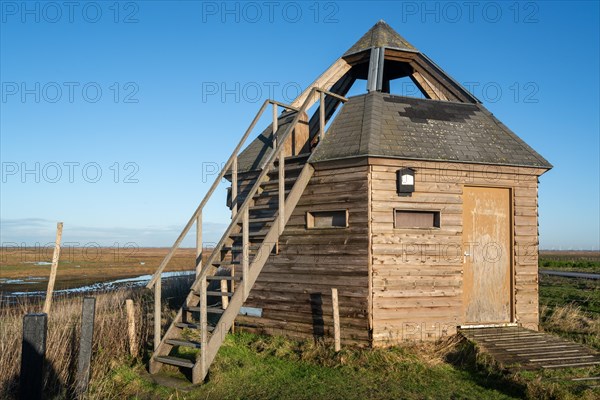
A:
[539,274,600,350]
[81,253,596,399]
[539,259,600,274]
[538,252,600,274]
[101,333,525,400]
[539,275,600,315]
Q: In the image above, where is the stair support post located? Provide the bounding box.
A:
[272,102,278,148]
[197,275,208,383]
[278,154,285,234]
[232,157,238,217]
[242,207,249,297]
[154,274,161,350]
[196,213,202,277]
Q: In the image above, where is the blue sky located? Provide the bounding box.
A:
[1,1,598,250]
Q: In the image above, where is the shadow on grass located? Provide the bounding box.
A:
[445,337,528,399]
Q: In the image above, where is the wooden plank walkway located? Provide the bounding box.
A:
[460,326,600,370]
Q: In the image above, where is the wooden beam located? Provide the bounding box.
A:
[154,276,161,350]
[319,91,325,140]
[43,222,63,314]
[410,71,449,101]
[291,58,351,109]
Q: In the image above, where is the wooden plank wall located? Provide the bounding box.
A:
[237,164,371,345]
[368,158,545,346]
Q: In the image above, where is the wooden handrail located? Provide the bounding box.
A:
[189,88,324,292]
[146,97,301,289]
[147,89,346,290]
[146,99,270,289]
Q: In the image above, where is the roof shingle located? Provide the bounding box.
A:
[309,92,552,169]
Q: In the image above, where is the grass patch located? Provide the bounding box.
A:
[106,332,525,400]
[539,251,600,274]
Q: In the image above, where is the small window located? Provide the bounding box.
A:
[395,210,440,229]
[306,210,348,229]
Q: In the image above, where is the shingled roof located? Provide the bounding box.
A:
[344,20,417,56]
[309,92,552,168]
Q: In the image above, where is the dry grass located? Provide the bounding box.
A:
[0,290,149,399]
[542,304,599,333]
[0,276,192,399]
[541,303,600,349]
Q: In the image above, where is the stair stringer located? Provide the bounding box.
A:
[193,162,314,381]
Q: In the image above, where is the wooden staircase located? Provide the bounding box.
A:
[145,88,347,383]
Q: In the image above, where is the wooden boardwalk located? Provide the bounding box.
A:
[460,326,600,370]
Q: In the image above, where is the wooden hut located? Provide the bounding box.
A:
[148,21,552,382]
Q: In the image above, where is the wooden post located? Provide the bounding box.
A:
[125,299,137,357]
[154,274,161,350]
[278,153,285,234]
[272,102,278,148]
[199,275,208,380]
[20,313,47,400]
[331,288,341,352]
[230,269,235,333]
[43,222,63,314]
[319,91,326,141]
[242,207,249,297]
[220,280,229,309]
[196,213,202,277]
[232,157,238,217]
[75,297,96,397]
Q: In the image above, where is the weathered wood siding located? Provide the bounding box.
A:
[368,158,544,345]
[237,163,371,345]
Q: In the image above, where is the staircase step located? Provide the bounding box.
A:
[175,322,215,331]
[230,230,269,238]
[249,203,277,211]
[205,275,240,281]
[246,217,277,224]
[184,305,226,314]
[212,261,240,267]
[222,245,260,252]
[165,339,202,349]
[155,356,194,369]
[253,189,291,198]
[206,290,234,297]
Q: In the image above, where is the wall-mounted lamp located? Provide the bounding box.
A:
[396,168,415,196]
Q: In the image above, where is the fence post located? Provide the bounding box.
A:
[75,297,96,397]
[43,222,63,314]
[20,313,47,400]
[125,299,137,357]
[331,288,341,352]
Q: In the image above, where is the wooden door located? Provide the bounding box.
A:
[462,186,512,324]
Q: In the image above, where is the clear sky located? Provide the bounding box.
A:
[1,1,598,250]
